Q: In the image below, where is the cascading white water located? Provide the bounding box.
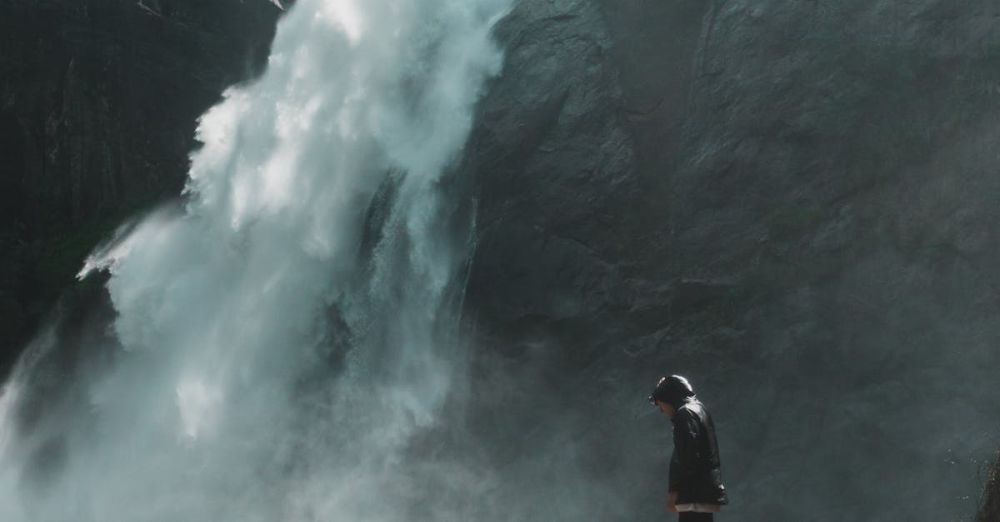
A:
[0,0,511,520]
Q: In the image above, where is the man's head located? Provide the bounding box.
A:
[648,375,695,416]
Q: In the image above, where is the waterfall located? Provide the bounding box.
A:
[0,0,511,520]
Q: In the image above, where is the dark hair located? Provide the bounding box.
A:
[648,375,695,408]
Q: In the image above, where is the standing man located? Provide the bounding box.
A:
[649,375,728,521]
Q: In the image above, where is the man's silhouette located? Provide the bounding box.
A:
[649,375,728,521]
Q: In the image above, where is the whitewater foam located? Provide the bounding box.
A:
[0,0,511,520]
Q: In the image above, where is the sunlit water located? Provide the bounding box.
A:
[0,0,511,520]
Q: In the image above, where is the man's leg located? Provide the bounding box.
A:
[678,512,714,522]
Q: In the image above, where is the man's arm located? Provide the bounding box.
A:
[668,410,700,496]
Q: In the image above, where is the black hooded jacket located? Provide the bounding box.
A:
[669,397,728,506]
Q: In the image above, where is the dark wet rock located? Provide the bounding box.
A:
[461,0,1000,520]
[0,0,281,375]
[464,0,642,362]
[981,452,1000,521]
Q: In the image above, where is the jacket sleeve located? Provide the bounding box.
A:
[668,410,700,492]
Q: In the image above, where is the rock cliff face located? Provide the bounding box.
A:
[0,0,281,373]
[462,0,1000,520]
[5,0,1000,520]
[466,0,641,361]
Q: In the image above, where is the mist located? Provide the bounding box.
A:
[0,0,513,520]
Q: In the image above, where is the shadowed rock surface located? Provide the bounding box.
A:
[461,0,1000,520]
[0,0,281,375]
[981,453,1000,521]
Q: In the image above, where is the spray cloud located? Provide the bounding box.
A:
[0,0,511,520]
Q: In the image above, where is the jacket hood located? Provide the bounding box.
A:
[651,374,696,410]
